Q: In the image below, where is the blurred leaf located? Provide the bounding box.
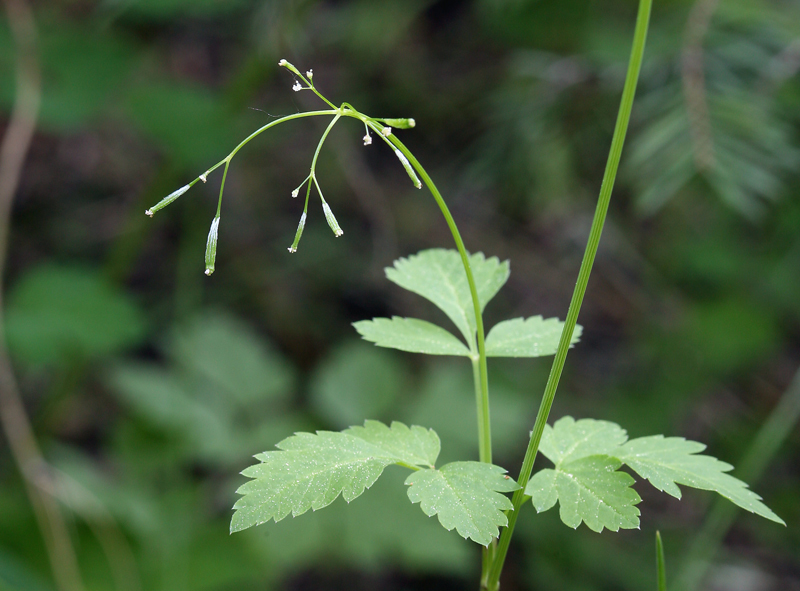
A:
[106,310,300,464]
[685,297,778,373]
[114,0,250,19]
[485,316,581,358]
[386,249,510,346]
[107,363,233,451]
[0,549,53,591]
[616,435,785,524]
[406,362,533,463]
[0,20,136,130]
[353,316,470,356]
[309,341,405,428]
[231,421,440,532]
[326,0,430,60]
[170,312,294,405]
[405,461,519,545]
[5,265,145,367]
[125,83,237,168]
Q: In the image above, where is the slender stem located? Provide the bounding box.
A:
[471,357,486,459]
[485,0,651,588]
[225,110,339,162]
[310,113,343,182]
[386,132,495,584]
[386,134,492,466]
[656,531,667,591]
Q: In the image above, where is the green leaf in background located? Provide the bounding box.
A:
[405,363,533,463]
[231,421,440,532]
[353,316,471,356]
[4,265,145,367]
[309,341,405,428]
[125,83,238,168]
[528,417,785,531]
[0,20,136,130]
[525,456,641,533]
[405,461,520,546]
[385,249,510,346]
[106,310,303,465]
[118,0,250,19]
[170,312,294,405]
[538,416,628,465]
[485,316,582,358]
[615,435,785,524]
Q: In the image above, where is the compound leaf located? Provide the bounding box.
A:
[353,317,470,357]
[231,421,440,532]
[385,249,509,346]
[615,435,785,525]
[526,456,641,532]
[529,416,784,532]
[405,461,519,546]
[485,316,582,358]
[539,416,629,465]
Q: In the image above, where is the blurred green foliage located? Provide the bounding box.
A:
[1,0,799,590]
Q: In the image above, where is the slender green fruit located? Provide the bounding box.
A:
[288,212,306,253]
[204,216,220,275]
[145,184,191,217]
[322,202,343,237]
[394,149,422,189]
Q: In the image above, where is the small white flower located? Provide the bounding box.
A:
[363,132,372,146]
[381,126,392,137]
[145,209,154,217]
[278,59,288,66]
[293,81,302,92]
[291,188,299,198]
[306,69,313,79]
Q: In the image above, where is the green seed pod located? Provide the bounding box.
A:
[288,212,306,253]
[382,118,416,129]
[322,203,343,237]
[394,149,422,189]
[204,216,220,276]
[145,184,191,217]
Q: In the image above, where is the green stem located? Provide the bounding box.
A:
[656,531,667,591]
[485,0,651,588]
[387,134,492,466]
[387,132,495,584]
[225,109,339,162]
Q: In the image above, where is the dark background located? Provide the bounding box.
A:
[0,0,798,590]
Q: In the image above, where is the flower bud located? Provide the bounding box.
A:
[394,149,422,189]
[322,203,343,237]
[204,216,220,275]
[383,118,415,129]
[145,184,191,217]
